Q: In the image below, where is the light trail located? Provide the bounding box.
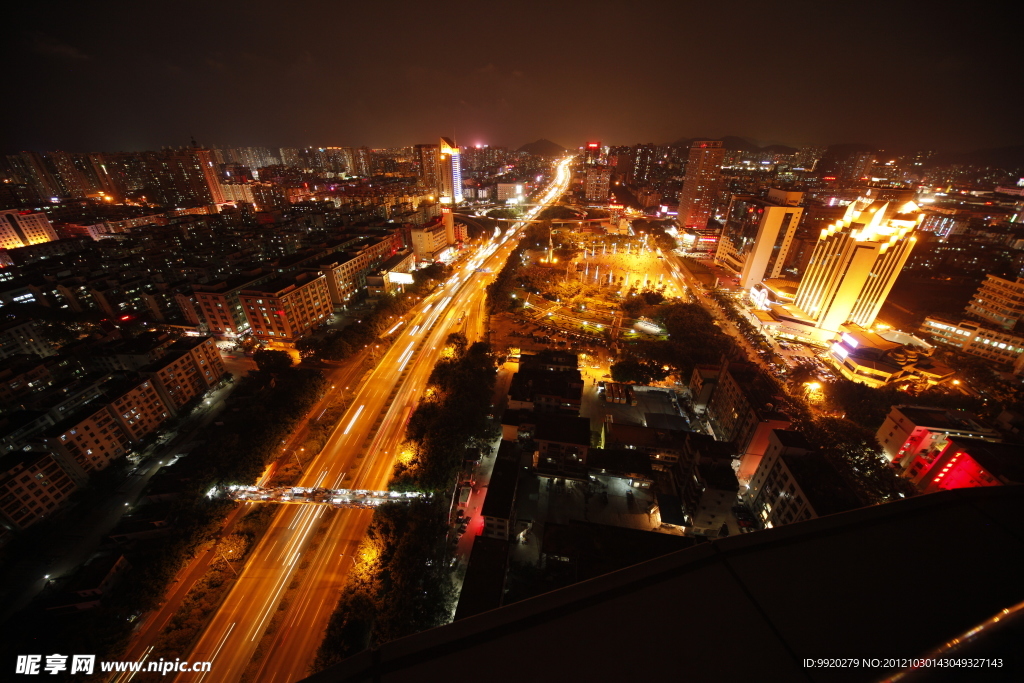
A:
[343,405,365,434]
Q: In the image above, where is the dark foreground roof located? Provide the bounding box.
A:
[303,486,1024,683]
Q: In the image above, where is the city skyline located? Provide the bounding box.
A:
[2,1,1020,154]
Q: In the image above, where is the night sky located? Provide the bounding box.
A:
[2,0,1018,153]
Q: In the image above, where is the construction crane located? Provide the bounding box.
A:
[225,484,431,509]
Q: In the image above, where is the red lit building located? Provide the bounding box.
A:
[904,437,1024,494]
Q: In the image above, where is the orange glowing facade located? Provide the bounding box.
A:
[0,209,59,250]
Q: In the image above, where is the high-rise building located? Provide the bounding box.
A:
[965,275,1024,332]
[792,197,921,333]
[16,151,62,200]
[0,209,59,250]
[585,166,611,202]
[715,188,803,288]
[438,137,463,204]
[351,147,372,177]
[817,144,875,184]
[193,146,225,204]
[415,144,439,195]
[46,151,93,198]
[677,140,724,229]
[583,141,602,166]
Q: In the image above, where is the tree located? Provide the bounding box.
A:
[610,359,668,385]
[485,207,522,220]
[445,332,468,358]
[295,336,321,359]
[253,349,293,374]
[537,205,580,220]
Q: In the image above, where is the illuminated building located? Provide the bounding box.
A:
[140,337,226,412]
[0,209,59,250]
[585,166,611,202]
[704,362,791,483]
[965,275,1024,332]
[677,140,724,229]
[351,147,372,177]
[900,437,1022,494]
[583,141,602,166]
[920,317,1024,370]
[438,137,463,204]
[791,197,921,334]
[876,405,1000,466]
[410,212,459,263]
[40,377,170,476]
[240,271,332,344]
[825,325,953,388]
[194,272,274,338]
[0,452,78,532]
[746,430,860,528]
[0,317,54,360]
[497,183,529,202]
[192,146,225,204]
[715,188,803,288]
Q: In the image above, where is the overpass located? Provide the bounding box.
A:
[225,484,430,509]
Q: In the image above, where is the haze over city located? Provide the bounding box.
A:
[3,0,1021,152]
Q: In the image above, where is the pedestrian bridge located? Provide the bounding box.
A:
[225,484,430,509]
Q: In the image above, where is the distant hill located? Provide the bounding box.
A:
[673,136,794,154]
[930,145,1024,170]
[517,139,568,157]
[762,144,799,155]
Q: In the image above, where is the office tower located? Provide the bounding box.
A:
[716,188,804,288]
[817,144,875,184]
[677,140,724,229]
[585,166,611,202]
[792,197,921,333]
[584,141,602,166]
[965,275,1024,331]
[0,209,59,249]
[438,137,463,204]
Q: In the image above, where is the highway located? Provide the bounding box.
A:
[167,156,574,683]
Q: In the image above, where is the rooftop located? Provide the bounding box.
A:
[480,442,520,520]
[779,451,863,516]
[895,405,995,434]
[304,487,1024,683]
[534,415,591,447]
